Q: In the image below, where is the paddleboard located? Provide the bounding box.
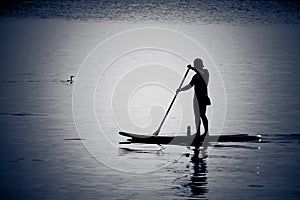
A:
[119,132,261,146]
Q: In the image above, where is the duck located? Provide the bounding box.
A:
[67,75,74,84]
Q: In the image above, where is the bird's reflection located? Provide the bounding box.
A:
[188,147,208,197]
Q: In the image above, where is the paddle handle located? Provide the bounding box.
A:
[154,68,190,135]
[178,68,191,92]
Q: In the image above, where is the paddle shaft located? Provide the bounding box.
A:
[154,68,190,135]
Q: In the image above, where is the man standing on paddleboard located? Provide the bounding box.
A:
[176,58,211,138]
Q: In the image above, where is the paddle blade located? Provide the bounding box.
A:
[153,129,160,136]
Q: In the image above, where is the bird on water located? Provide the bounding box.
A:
[67,75,74,84]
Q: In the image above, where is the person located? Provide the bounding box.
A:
[177,58,210,138]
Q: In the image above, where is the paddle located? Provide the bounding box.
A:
[153,67,191,135]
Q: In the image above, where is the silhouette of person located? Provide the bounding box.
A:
[177,58,210,138]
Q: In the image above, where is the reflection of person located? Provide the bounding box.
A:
[177,58,210,137]
[189,148,208,196]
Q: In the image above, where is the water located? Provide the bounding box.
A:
[1,1,300,199]
[2,0,300,25]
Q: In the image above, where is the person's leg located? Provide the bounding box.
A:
[193,95,201,136]
[199,105,208,135]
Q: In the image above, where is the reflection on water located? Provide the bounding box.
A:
[188,148,208,198]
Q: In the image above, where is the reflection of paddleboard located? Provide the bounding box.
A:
[119,132,261,146]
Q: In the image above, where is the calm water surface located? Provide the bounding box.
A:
[1,1,300,199]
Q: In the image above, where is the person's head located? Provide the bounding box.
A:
[193,58,204,71]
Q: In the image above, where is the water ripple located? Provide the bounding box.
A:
[1,0,299,25]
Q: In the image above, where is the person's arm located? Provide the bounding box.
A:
[176,84,192,94]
